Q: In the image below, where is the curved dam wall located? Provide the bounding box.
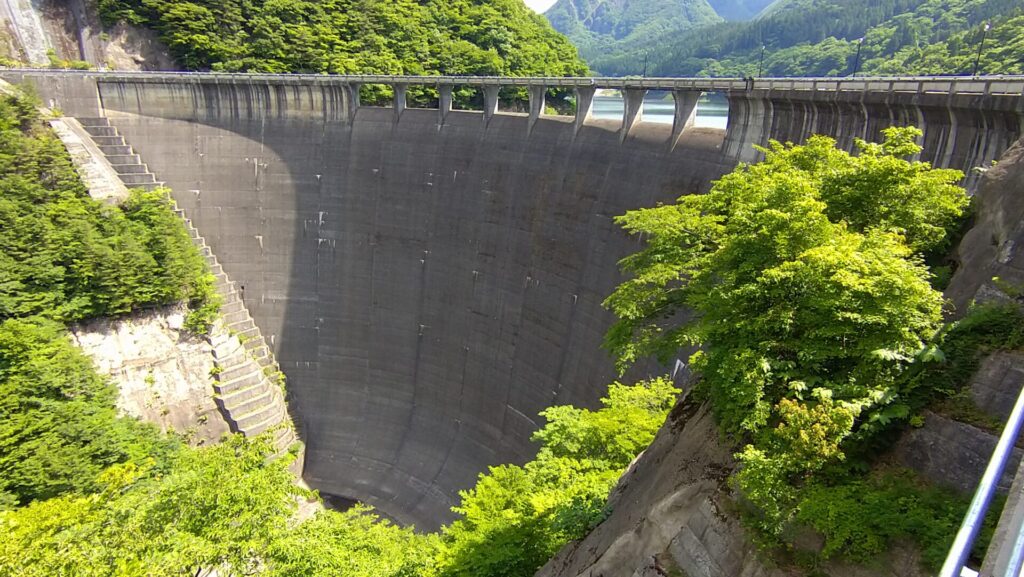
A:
[5,71,1022,530]
[92,78,734,529]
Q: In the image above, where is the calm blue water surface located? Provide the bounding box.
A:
[591,92,729,130]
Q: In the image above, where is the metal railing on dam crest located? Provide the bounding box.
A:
[3,68,1023,178]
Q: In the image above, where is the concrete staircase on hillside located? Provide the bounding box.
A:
[75,116,298,458]
[74,117,164,191]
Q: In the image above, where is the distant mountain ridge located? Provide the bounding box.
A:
[544,0,773,74]
[544,0,721,72]
[550,0,1023,77]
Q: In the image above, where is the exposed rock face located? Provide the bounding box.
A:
[892,411,1021,495]
[970,351,1024,423]
[946,138,1024,313]
[536,398,929,577]
[0,0,173,69]
[70,305,231,445]
[536,399,784,577]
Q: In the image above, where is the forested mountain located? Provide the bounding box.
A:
[566,0,1024,76]
[97,0,587,77]
[544,0,725,73]
[706,0,775,20]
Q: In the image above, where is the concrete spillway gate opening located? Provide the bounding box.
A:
[358,83,395,107]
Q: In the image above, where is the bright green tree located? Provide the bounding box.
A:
[604,127,968,533]
[265,506,438,577]
[0,436,302,577]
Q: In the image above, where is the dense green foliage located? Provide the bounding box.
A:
[574,0,1023,76]
[795,468,979,568]
[0,93,217,330]
[1,366,674,576]
[265,506,438,577]
[0,89,217,509]
[0,318,176,508]
[1,437,303,576]
[436,377,678,577]
[98,0,587,78]
[604,127,976,567]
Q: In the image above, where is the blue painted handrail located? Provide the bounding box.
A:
[940,383,1024,577]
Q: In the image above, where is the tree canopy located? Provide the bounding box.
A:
[604,127,978,565]
[98,0,587,78]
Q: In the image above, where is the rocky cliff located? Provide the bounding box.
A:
[0,0,172,69]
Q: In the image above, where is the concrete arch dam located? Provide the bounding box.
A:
[6,70,1023,530]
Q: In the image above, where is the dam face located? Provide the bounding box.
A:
[92,78,732,529]
[7,71,1023,529]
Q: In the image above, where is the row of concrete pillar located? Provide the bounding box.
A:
[345,82,706,141]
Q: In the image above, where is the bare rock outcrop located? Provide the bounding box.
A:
[70,305,231,445]
[946,137,1024,313]
[0,0,174,70]
[536,398,785,577]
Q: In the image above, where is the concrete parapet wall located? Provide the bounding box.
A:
[6,69,1021,185]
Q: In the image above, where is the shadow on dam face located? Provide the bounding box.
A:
[91,79,737,530]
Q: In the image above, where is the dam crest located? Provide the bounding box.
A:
[5,69,1023,529]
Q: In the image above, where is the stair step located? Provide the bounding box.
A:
[217,356,254,383]
[222,309,250,327]
[272,430,296,455]
[83,125,116,137]
[227,317,256,334]
[133,182,165,191]
[255,354,277,370]
[75,116,109,127]
[247,344,270,361]
[215,370,263,395]
[111,164,149,175]
[224,388,274,416]
[105,154,141,165]
[236,400,282,430]
[235,325,261,342]
[241,406,285,436]
[120,173,157,185]
[100,144,133,155]
[210,331,242,353]
[221,299,245,315]
[216,362,253,385]
[92,135,126,146]
[243,336,266,353]
[219,382,268,406]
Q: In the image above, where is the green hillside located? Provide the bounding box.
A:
[544,0,723,73]
[98,0,587,77]
[573,0,1023,76]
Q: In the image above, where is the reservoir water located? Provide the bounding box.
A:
[591,91,729,130]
